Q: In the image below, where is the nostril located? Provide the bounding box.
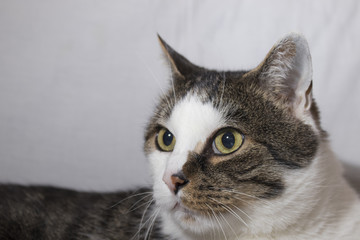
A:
[171,171,189,195]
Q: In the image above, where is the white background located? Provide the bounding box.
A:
[0,0,359,191]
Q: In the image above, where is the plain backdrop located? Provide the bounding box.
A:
[0,0,359,191]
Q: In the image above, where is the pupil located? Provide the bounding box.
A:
[163,130,173,146]
[222,132,235,149]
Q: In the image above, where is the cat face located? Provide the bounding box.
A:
[144,34,322,236]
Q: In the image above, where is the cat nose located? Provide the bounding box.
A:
[163,171,189,195]
[171,172,189,195]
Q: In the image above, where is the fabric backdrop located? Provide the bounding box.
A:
[0,0,359,191]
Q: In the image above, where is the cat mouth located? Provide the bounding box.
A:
[171,202,198,217]
[172,202,189,212]
[172,202,180,210]
[171,202,199,223]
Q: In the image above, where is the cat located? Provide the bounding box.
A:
[144,33,360,240]
[1,33,360,240]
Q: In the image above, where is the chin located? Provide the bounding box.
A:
[173,204,200,227]
[161,199,213,234]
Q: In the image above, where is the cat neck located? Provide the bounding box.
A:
[266,140,360,240]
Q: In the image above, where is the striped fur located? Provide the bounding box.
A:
[144,33,360,239]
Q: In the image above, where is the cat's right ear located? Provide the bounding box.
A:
[157,35,201,78]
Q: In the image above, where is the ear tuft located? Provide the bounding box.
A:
[157,34,201,78]
[258,33,313,114]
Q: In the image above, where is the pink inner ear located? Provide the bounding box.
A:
[304,81,313,110]
[258,33,313,113]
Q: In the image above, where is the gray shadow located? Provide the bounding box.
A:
[343,162,360,194]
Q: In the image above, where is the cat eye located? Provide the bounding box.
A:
[212,128,244,155]
[156,128,176,152]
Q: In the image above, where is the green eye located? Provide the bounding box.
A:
[156,128,176,152]
[212,128,244,155]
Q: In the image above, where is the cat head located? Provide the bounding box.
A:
[144,33,323,237]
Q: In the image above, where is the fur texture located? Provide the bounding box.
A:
[144,33,360,240]
[0,185,165,239]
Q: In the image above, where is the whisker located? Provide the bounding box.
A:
[218,209,239,238]
[205,211,217,240]
[131,198,155,240]
[216,188,275,207]
[126,198,154,215]
[135,52,173,109]
[199,216,206,240]
[144,207,161,240]
[232,194,274,208]
[107,191,153,209]
[125,194,153,213]
[219,71,226,108]
[205,203,228,240]
[229,203,254,224]
[209,197,249,229]
[170,74,177,104]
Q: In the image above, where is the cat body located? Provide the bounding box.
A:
[1,33,359,240]
[0,185,164,239]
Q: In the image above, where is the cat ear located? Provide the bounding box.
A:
[256,33,313,115]
[157,34,201,78]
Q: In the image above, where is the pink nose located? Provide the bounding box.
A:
[163,171,189,195]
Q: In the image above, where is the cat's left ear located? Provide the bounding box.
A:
[255,33,313,115]
[157,34,202,78]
